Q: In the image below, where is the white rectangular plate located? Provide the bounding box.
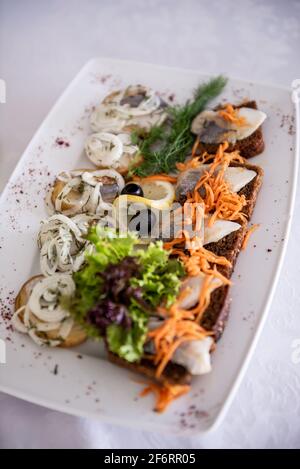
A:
[0,58,298,435]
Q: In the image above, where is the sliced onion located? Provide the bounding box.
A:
[90,86,164,132]
[59,317,74,340]
[28,328,61,347]
[116,92,161,117]
[36,321,62,332]
[86,181,102,214]
[40,240,59,276]
[11,306,28,333]
[90,105,126,133]
[40,214,84,242]
[72,249,87,272]
[28,275,75,323]
[85,132,123,167]
[38,214,98,276]
[23,303,33,329]
[55,180,90,216]
[45,186,55,215]
[52,169,125,217]
[57,171,73,183]
[12,275,77,348]
[71,214,96,235]
[118,133,139,155]
[81,169,125,191]
[114,86,162,117]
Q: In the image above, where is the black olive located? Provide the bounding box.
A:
[128,209,156,237]
[121,183,144,197]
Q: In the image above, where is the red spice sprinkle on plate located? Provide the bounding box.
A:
[55,137,70,148]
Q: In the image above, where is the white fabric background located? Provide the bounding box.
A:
[0,0,300,449]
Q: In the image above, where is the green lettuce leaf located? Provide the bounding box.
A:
[72,227,137,324]
[132,242,185,308]
[106,300,148,362]
[71,229,184,361]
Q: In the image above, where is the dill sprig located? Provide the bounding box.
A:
[130,76,227,177]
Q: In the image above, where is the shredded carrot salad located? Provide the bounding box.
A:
[177,142,248,226]
[191,135,200,157]
[164,232,231,285]
[242,223,260,250]
[133,173,178,184]
[176,157,203,172]
[218,103,247,126]
[201,140,245,172]
[143,285,213,390]
[139,382,191,412]
[197,176,248,226]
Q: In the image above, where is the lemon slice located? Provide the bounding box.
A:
[113,194,151,208]
[114,180,175,211]
[139,180,175,209]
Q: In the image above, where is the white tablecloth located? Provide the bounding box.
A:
[0,0,300,449]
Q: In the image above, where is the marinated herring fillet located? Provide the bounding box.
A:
[192,101,265,159]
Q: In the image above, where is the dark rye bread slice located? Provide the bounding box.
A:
[205,162,264,278]
[107,351,192,385]
[201,285,230,341]
[238,162,264,219]
[107,163,263,385]
[195,101,265,159]
[206,222,248,279]
[200,162,263,341]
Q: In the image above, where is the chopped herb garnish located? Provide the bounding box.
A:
[130,76,227,177]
